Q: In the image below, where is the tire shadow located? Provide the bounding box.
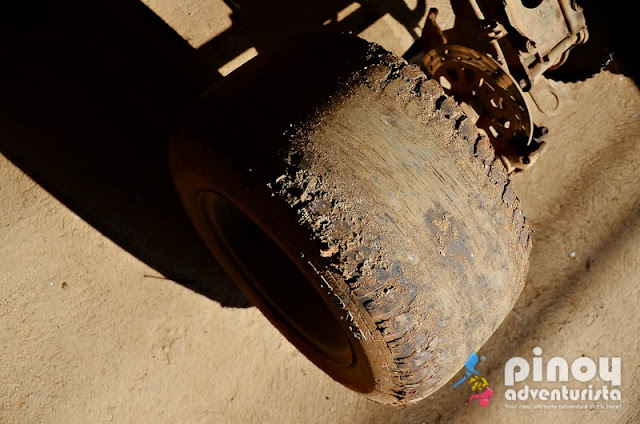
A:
[0,0,427,308]
[0,0,245,305]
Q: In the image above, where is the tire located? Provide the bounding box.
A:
[169,33,530,405]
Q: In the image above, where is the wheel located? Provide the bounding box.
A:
[169,33,530,405]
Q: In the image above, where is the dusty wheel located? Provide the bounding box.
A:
[169,34,530,405]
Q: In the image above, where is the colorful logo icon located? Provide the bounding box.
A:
[453,352,493,408]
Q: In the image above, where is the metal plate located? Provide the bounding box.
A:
[422,44,534,162]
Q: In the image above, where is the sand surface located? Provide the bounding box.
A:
[1,1,638,422]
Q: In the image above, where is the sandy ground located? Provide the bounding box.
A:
[1,1,639,423]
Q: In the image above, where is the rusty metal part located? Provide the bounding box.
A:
[406,0,590,173]
[468,0,507,66]
[529,29,589,80]
[422,44,537,173]
[503,0,589,83]
[527,77,561,116]
[504,0,585,55]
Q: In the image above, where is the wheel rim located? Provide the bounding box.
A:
[422,44,533,150]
